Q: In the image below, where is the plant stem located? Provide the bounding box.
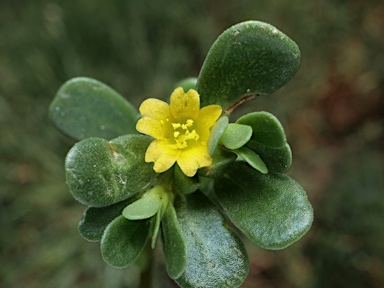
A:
[224,94,258,115]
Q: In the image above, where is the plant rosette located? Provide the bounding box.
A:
[49,20,313,288]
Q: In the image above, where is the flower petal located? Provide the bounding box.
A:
[145,140,180,173]
[177,145,212,177]
[137,89,221,176]
[198,105,222,126]
[136,117,168,139]
[170,87,200,120]
[196,105,222,141]
[139,98,171,120]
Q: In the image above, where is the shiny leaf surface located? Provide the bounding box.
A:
[197,21,301,110]
[101,216,150,268]
[161,205,187,279]
[234,146,268,174]
[175,192,249,288]
[220,123,252,150]
[65,135,156,207]
[49,77,139,141]
[236,111,287,148]
[246,140,292,173]
[78,199,131,242]
[215,162,313,249]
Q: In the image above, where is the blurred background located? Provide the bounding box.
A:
[1,0,383,287]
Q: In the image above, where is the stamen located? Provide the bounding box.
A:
[170,119,199,149]
[172,123,181,129]
[186,119,194,126]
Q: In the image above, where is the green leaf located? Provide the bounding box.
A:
[197,21,301,110]
[234,146,268,174]
[134,185,172,249]
[246,140,292,173]
[215,162,313,250]
[236,112,291,172]
[122,195,161,220]
[236,111,287,147]
[175,192,249,288]
[101,216,150,268]
[151,209,162,249]
[174,164,200,195]
[161,205,187,279]
[174,77,198,91]
[78,199,131,242]
[199,146,237,178]
[220,123,252,150]
[65,134,157,207]
[207,116,229,155]
[49,77,139,141]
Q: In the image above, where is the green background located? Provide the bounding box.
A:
[1,0,383,287]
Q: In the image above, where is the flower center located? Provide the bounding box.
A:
[170,119,199,149]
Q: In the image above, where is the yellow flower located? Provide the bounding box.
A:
[136,87,222,177]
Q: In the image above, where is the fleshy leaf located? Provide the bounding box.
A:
[49,77,139,141]
[196,21,301,110]
[150,186,171,248]
[174,164,200,195]
[237,111,292,172]
[175,192,249,288]
[236,111,287,147]
[199,146,237,178]
[220,123,252,150]
[246,140,292,173]
[207,116,229,155]
[215,162,313,250]
[161,204,187,279]
[151,209,162,248]
[234,146,268,174]
[78,199,131,242]
[101,216,150,268]
[122,196,161,220]
[65,134,157,207]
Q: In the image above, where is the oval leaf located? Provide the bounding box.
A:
[246,140,292,173]
[65,134,157,207]
[197,21,301,110]
[207,116,229,155]
[161,205,188,279]
[122,196,161,220]
[234,146,268,174]
[174,192,249,288]
[215,162,313,250]
[49,77,139,141]
[220,123,252,150]
[101,216,150,268]
[236,111,287,148]
[78,199,131,242]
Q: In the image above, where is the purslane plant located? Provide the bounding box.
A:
[49,21,313,288]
